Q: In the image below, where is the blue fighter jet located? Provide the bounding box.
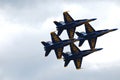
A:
[54,11,96,39]
[62,43,103,69]
[41,32,78,59]
[76,22,118,50]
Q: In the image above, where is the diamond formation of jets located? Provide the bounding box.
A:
[41,11,118,69]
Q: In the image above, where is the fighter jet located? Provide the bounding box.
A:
[76,22,118,50]
[41,32,78,59]
[62,43,103,69]
[54,11,96,39]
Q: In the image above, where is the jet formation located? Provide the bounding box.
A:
[41,11,117,69]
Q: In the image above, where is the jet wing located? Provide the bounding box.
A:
[63,12,74,23]
[85,22,95,33]
[54,48,63,59]
[67,28,76,39]
[70,43,80,54]
[70,43,83,69]
[74,58,82,69]
[51,32,61,43]
[88,38,97,50]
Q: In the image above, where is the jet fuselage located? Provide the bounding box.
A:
[80,29,117,39]
[44,39,77,51]
[57,19,96,30]
[65,48,102,60]
[56,20,85,30]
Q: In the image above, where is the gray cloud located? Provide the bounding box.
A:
[0,0,66,28]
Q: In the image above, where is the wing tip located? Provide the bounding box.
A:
[76,68,80,70]
[50,31,56,34]
[64,66,67,67]
[57,57,62,59]
[63,11,70,14]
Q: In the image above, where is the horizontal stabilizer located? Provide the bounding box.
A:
[75,32,85,47]
[45,49,51,57]
[79,39,85,47]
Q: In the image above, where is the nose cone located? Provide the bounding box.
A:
[87,18,97,22]
[95,48,103,51]
[75,32,80,36]
[110,28,118,32]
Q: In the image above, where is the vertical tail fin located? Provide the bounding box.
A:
[62,53,70,67]
[53,21,64,36]
[76,32,84,38]
[54,21,62,26]
[41,41,49,46]
[41,41,51,57]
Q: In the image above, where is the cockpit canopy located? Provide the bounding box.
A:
[65,52,72,56]
[59,21,65,25]
[47,41,53,45]
[81,32,87,36]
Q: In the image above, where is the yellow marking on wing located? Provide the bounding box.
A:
[57,48,62,58]
[91,39,95,49]
[51,32,60,42]
[76,68,80,70]
[87,26,93,32]
[64,13,73,22]
[71,43,79,53]
[54,36,60,42]
[76,59,81,68]
[85,23,94,32]
[69,29,74,39]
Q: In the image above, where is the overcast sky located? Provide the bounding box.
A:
[0,0,120,80]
